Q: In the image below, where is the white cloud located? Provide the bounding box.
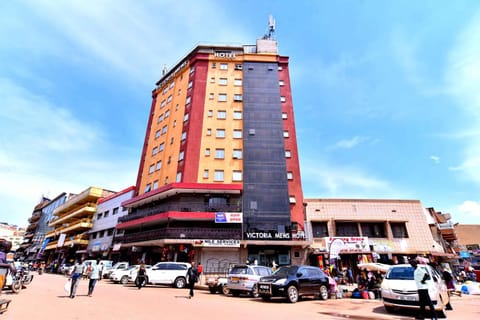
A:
[445,10,480,183]
[430,155,440,164]
[329,136,371,150]
[0,78,137,226]
[301,159,396,198]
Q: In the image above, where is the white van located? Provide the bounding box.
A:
[105,262,129,279]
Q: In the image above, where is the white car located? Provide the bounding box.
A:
[111,265,150,284]
[381,264,450,317]
[143,262,191,288]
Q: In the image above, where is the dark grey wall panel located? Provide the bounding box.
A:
[242,61,291,236]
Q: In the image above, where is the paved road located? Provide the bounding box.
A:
[1,272,478,320]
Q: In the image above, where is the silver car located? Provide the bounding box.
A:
[227,264,272,297]
[381,264,450,317]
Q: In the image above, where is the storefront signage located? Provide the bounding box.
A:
[215,212,243,223]
[194,239,240,247]
[57,233,66,247]
[325,237,370,254]
[245,231,291,240]
[214,51,236,59]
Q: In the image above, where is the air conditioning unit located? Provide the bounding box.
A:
[235,64,243,70]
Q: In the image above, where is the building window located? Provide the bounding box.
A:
[181,131,187,141]
[234,64,243,70]
[232,170,242,181]
[279,80,285,86]
[160,100,166,108]
[219,78,228,85]
[159,143,165,151]
[184,113,189,122]
[278,66,283,71]
[189,66,195,73]
[209,93,214,100]
[205,148,210,156]
[112,207,119,215]
[233,149,242,159]
[176,172,182,182]
[208,110,213,117]
[218,94,227,102]
[186,96,191,105]
[104,210,109,218]
[287,172,293,180]
[152,147,158,156]
[211,62,216,69]
[156,160,162,171]
[97,213,103,220]
[188,81,193,89]
[234,79,242,86]
[206,129,212,136]
[167,156,171,164]
[149,164,155,174]
[203,169,209,179]
[167,95,172,103]
[280,96,286,102]
[361,222,386,238]
[164,176,169,184]
[153,180,159,190]
[283,131,289,138]
[173,120,177,128]
[210,77,215,83]
[178,151,184,161]
[107,229,114,236]
[220,63,228,70]
[233,94,243,102]
[233,111,242,119]
[289,196,296,203]
[144,184,151,193]
[282,112,288,119]
[165,110,170,118]
[170,137,174,144]
[158,114,164,123]
[285,150,291,158]
[233,129,242,139]
[391,222,409,238]
[216,129,226,138]
[217,110,226,119]
[214,170,224,181]
[335,222,359,236]
[155,130,160,139]
[215,149,225,159]
[161,125,167,135]
[311,222,329,238]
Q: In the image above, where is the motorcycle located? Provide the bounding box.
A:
[3,271,22,294]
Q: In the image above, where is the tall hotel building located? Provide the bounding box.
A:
[117,34,307,268]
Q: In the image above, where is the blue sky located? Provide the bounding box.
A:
[1,0,480,227]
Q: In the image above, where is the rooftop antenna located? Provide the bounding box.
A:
[263,15,276,40]
[162,64,168,76]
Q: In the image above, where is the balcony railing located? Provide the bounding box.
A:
[115,227,242,244]
[119,203,242,223]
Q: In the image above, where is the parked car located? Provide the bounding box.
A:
[111,264,151,284]
[257,265,330,303]
[381,264,450,317]
[206,275,229,294]
[105,262,129,279]
[58,263,72,275]
[144,262,191,288]
[227,264,272,297]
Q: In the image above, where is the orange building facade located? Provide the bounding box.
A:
[116,38,307,269]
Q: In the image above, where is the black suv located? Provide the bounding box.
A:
[257,265,330,303]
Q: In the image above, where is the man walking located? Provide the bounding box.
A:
[69,261,83,299]
[186,261,199,299]
[87,261,100,297]
[410,259,437,320]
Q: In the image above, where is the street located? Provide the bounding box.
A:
[1,273,478,320]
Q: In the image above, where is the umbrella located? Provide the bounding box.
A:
[356,263,391,273]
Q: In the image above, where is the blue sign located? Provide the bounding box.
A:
[459,251,470,258]
[215,212,227,223]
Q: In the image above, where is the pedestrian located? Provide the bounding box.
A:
[136,262,147,289]
[346,267,354,285]
[410,259,437,320]
[69,261,83,299]
[186,261,199,299]
[98,262,104,281]
[197,262,203,284]
[87,260,100,297]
